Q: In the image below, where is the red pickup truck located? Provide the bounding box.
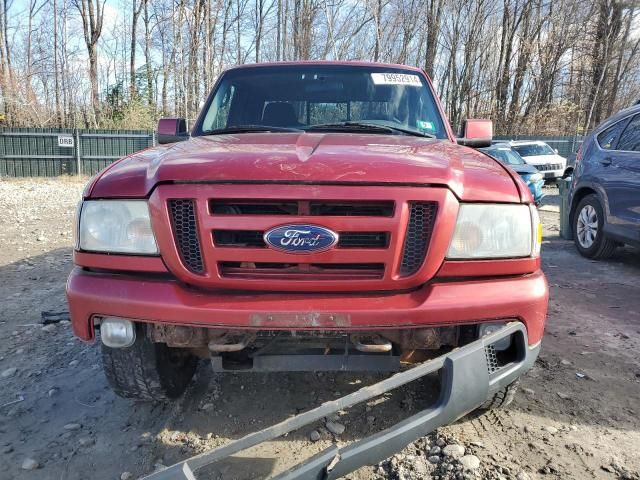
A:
[67,62,546,473]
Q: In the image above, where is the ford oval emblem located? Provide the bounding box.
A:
[264,224,339,254]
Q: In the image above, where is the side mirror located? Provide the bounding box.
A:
[456,119,493,148]
[157,118,189,145]
[562,166,574,179]
[554,148,559,154]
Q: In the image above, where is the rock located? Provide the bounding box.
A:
[366,415,375,424]
[48,388,58,397]
[516,473,532,480]
[36,236,46,242]
[15,348,24,355]
[522,387,535,395]
[436,438,446,447]
[327,413,340,422]
[325,421,345,435]
[2,445,13,454]
[21,458,39,470]
[560,359,571,366]
[442,444,465,459]
[429,446,441,456]
[556,392,570,400]
[64,423,82,431]
[42,324,56,333]
[1,367,17,378]
[78,437,94,447]
[459,455,480,470]
[120,472,134,480]
[428,455,441,464]
[309,430,321,442]
[201,403,214,411]
[543,426,558,434]
[68,360,79,367]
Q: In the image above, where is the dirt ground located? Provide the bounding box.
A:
[0,178,639,480]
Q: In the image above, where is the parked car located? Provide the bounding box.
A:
[66,62,548,475]
[481,143,545,204]
[568,104,640,259]
[508,140,567,180]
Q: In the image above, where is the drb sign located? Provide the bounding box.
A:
[58,135,74,148]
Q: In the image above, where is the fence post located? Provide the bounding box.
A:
[75,129,82,176]
[152,130,157,147]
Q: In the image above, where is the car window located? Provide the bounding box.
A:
[616,114,640,152]
[488,149,525,166]
[597,119,627,150]
[512,144,554,156]
[198,65,447,138]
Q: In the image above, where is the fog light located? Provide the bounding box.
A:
[478,322,511,351]
[100,317,136,348]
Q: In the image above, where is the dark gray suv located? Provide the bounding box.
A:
[568,104,640,259]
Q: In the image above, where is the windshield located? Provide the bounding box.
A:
[512,143,555,157]
[489,148,526,166]
[197,65,447,138]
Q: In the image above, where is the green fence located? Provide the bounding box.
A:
[0,128,584,178]
[494,134,583,159]
[0,128,155,177]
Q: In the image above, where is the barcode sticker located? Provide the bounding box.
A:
[371,73,422,86]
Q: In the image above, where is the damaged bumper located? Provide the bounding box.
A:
[142,322,540,480]
[66,267,547,345]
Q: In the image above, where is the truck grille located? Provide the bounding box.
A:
[157,185,449,292]
[168,199,204,273]
[535,163,562,172]
[400,202,438,276]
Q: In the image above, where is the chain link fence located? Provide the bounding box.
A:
[0,128,155,177]
[0,128,584,177]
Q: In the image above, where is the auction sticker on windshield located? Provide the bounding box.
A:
[371,73,422,86]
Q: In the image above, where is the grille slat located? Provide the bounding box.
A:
[400,202,438,276]
[213,230,389,249]
[210,200,394,217]
[168,199,205,274]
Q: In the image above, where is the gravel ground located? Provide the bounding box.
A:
[0,178,639,480]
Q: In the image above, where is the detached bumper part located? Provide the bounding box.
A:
[142,322,539,480]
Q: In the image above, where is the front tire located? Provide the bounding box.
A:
[101,323,198,401]
[572,194,616,259]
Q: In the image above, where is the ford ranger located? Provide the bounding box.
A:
[66,63,547,458]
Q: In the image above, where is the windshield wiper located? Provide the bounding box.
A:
[305,122,435,138]
[203,125,303,135]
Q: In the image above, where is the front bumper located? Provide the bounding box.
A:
[66,267,548,345]
[142,321,540,480]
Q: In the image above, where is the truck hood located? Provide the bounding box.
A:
[88,132,523,202]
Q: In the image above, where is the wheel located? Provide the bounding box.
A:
[101,323,198,401]
[479,380,520,411]
[572,194,617,259]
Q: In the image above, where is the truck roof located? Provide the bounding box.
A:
[226,60,425,74]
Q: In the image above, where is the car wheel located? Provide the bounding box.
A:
[572,194,617,259]
[102,323,198,401]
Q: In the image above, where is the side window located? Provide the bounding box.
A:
[597,119,627,150]
[616,114,640,152]
[202,84,236,131]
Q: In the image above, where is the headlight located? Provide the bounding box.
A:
[78,200,158,254]
[527,173,543,183]
[447,204,539,259]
